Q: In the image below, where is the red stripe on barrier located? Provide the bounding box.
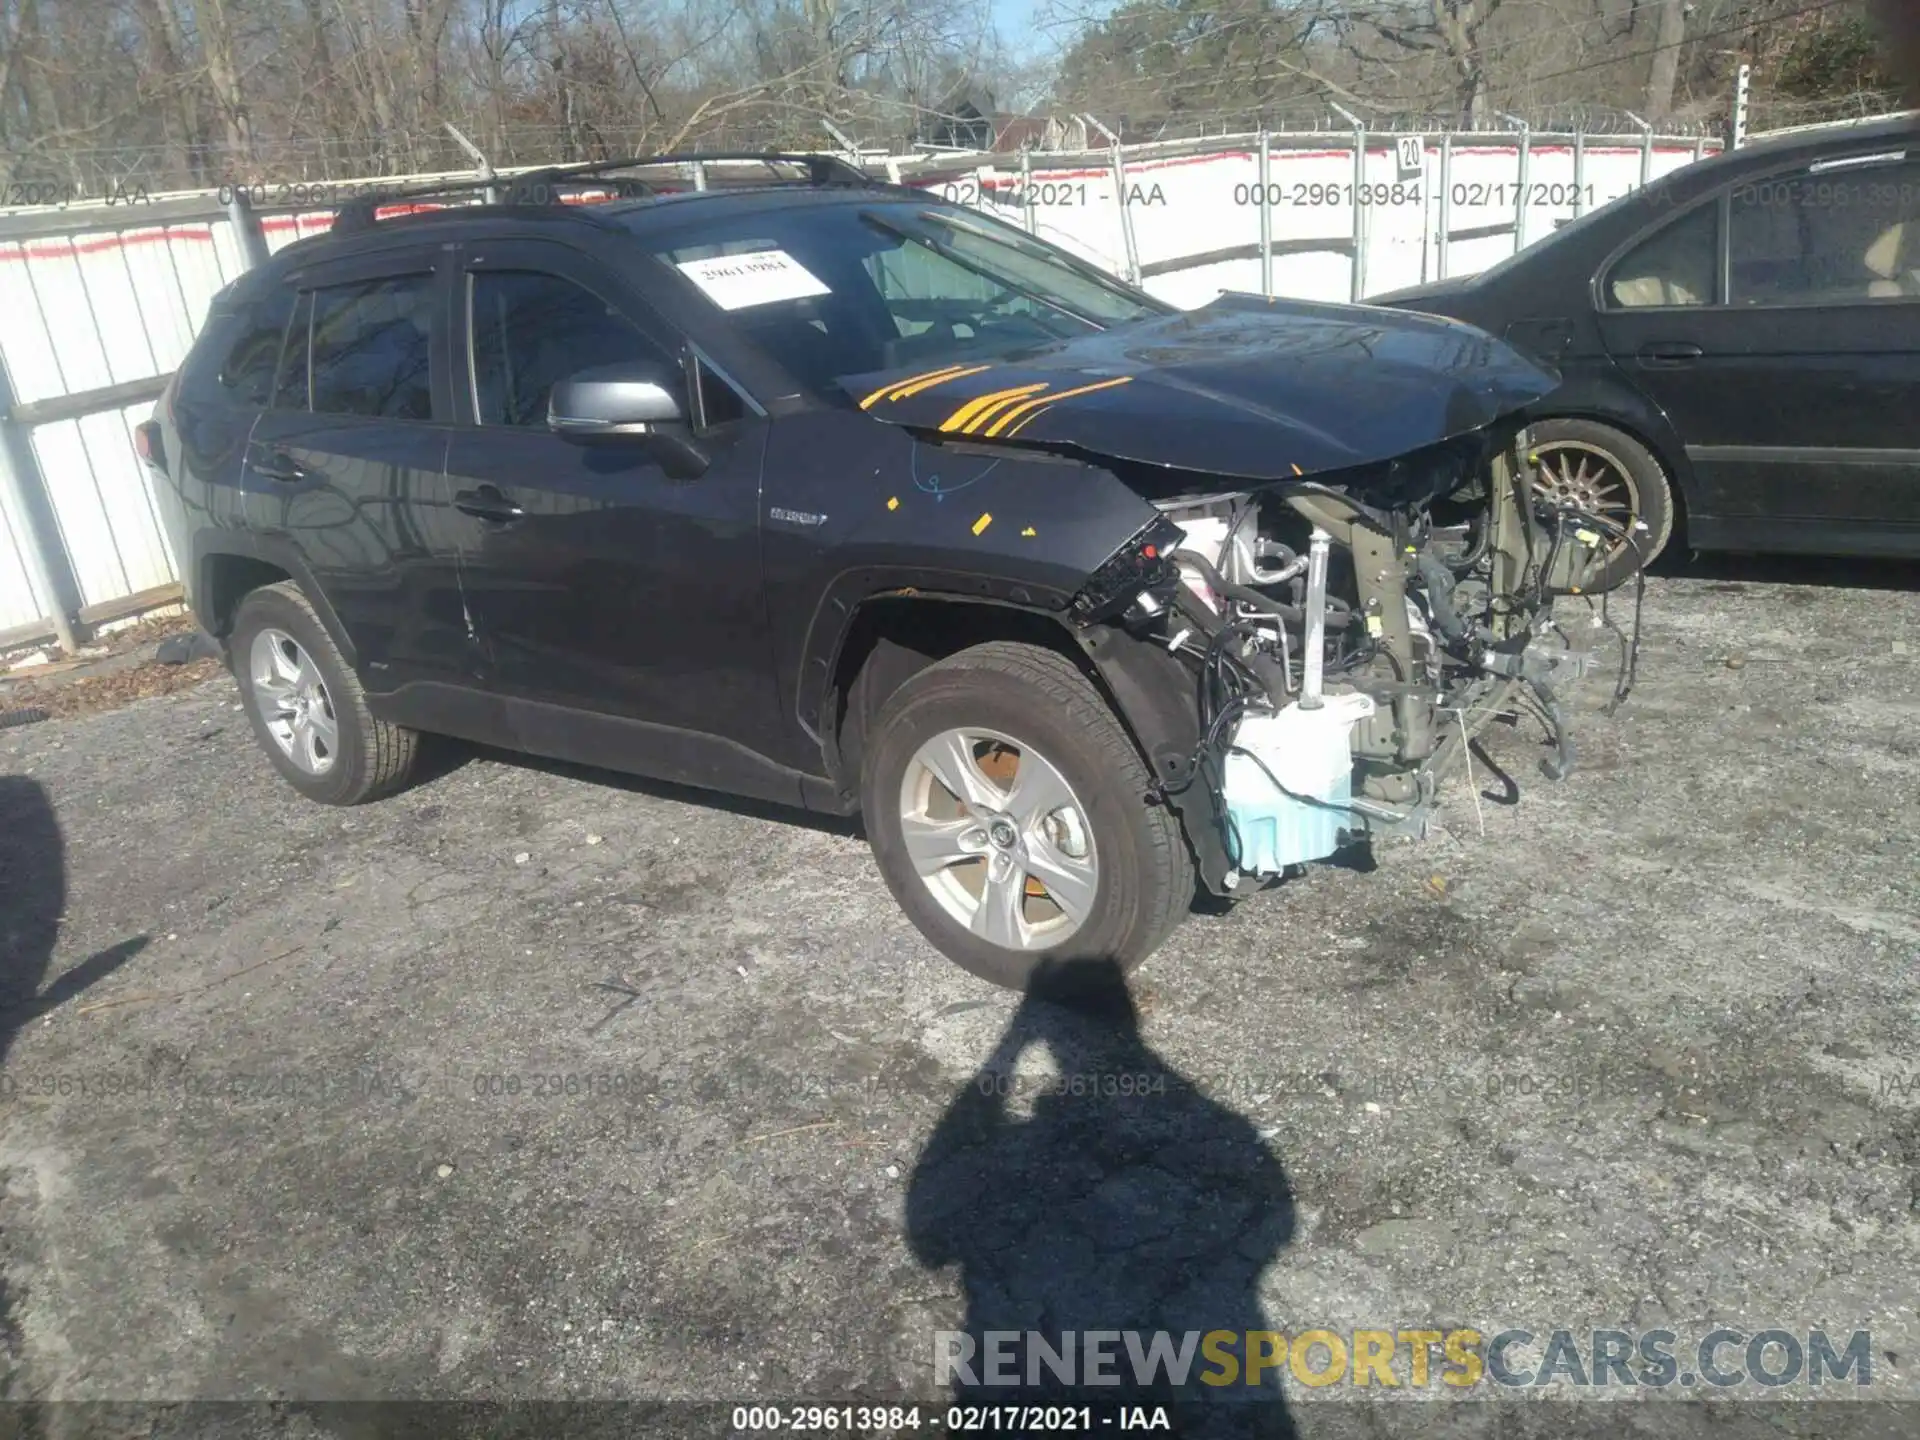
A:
[0,226,217,262]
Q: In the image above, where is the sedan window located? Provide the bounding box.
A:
[1729,157,1920,305]
[1606,204,1718,309]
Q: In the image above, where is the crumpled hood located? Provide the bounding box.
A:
[841,293,1558,481]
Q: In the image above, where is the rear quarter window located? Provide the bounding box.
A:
[181,282,296,410]
[1605,204,1718,309]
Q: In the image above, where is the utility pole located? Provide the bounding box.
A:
[1645,0,1687,121]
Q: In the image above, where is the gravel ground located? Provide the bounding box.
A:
[0,561,1916,1438]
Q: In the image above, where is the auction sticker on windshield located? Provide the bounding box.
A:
[675,249,831,310]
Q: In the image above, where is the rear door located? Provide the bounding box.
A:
[244,247,478,691]
[441,239,788,782]
[1595,148,1920,553]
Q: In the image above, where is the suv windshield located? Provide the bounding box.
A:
[632,199,1167,394]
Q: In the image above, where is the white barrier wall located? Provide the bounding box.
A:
[913,138,1710,307]
[0,209,360,634]
[0,133,1715,641]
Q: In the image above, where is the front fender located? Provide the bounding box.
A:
[765,414,1162,751]
[1076,623,1234,899]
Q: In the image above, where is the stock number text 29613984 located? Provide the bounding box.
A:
[729,1404,1146,1433]
[216,181,387,208]
[1233,182,1423,207]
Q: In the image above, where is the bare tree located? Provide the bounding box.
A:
[1645,0,1689,118]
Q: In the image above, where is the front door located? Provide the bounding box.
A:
[243,248,475,692]
[1596,149,1920,554]
[440,240,790,788]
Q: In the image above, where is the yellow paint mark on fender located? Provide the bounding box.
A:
[859,363,967,409]
[890,364,992,401]
[983,375,1133,437]
[940,382,1048,433]
[887,496,900,511]
[972,512,993,536]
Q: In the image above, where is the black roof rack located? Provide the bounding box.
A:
[330,151,885,233]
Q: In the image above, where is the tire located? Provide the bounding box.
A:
[229,581,420,806]
[860,640,1194,992]
[1527,417,1676,591]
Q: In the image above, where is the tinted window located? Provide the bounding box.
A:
[1729,158,1920,305]
[638,201,1164,393]
[469,271,674,426]
[216,285,295,406]
[307,275,435,419]
[1607,204,1718,308]
[273,292,313,410]
[695,359,749,428]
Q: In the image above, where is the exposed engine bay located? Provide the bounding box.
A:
[1071,423,1648,888]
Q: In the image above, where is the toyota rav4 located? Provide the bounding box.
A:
[141,154,1626,990]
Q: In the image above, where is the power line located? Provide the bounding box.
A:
[1058,0,1860,112]
[1519,0,1856,89]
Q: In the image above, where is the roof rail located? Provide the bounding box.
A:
[330,151,883,233]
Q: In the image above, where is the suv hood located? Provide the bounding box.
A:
[841,293,1556,482]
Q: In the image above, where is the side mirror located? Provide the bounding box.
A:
[548,362,709,478]
[548,362,686,436]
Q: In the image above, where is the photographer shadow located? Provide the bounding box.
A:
[907,959,1298,1438]
[0,775,148,1383]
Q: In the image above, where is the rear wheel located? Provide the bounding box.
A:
[1527,418,1675,591]
[230,582,420,806]
[860,641,1192,991]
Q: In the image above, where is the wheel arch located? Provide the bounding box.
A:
[194,535,357,667]
[1524,383,1696,537]
[824,593,1093,801]
[825,595,1233,898]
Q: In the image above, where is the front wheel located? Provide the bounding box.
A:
[860,641,1194,992]
[1527,418,1676,591]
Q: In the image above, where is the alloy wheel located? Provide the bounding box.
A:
[897,726,1099,952]
[1532,440,1641,562]
[249,628,339,776]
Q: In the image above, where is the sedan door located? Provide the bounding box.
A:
[242,249,479,695]
[442,240,794,798]
[1595,150,1920,555]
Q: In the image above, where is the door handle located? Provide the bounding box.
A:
[250,450,311,483]
[1637,341,1704,367]
[453,486,525,524]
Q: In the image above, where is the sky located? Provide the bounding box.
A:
[994,0,1061,65]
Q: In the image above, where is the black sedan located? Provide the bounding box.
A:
[1372,113,1920,588]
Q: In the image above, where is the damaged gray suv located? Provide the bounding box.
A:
[143,153,1631,991]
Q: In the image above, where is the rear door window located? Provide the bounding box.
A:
[272,292,314,410]
[304,275,436,419]
[1729,155,1920,305]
